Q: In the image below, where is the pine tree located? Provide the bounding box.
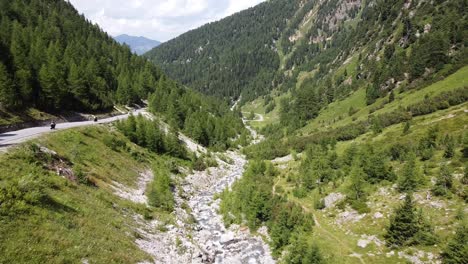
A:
[403,121,411,135]
[116,71,132,104]
[389,90,395,102]
[38,43,66,110]
[441,225,468,264]
[145,121,164,153]
[68,62,88,108]
[348,162,367,201]
[147,166,174,211]
[371,116,383,134]
[164,131,187,159]
[385,194,419,246]
[14,68,33,104]
[286,234,325,264]
[0,62,18,109]
[398,153,421,192]
[348,161,370,213]
[362,149,395,183]
[432,165,453,197]
[444,135,455,158]
[135,115,147,146]
[124,114,137,143]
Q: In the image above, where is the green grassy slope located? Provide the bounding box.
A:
[0,126,179,263]
[245,65,468,135]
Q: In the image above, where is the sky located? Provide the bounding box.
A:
[68,0,266,42]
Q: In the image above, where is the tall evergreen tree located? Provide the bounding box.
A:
[0,62,17,108]
[385,194,419,246]
[441,225,468,264]
[385,193,436,246]
[398,153,421,192]
[348,161,367,202]
[286,234,325,264]
[432,165,453,197]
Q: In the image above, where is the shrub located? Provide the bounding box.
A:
[314,199,326,210]
[147,166,174,212]
[103,134,126,151]
[0,175,49,216]
[74,165,91,185]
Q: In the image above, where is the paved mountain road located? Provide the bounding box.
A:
[0,109,146,150]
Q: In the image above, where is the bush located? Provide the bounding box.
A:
[192,157,207,171]
[314,199,326,210]
[0,175,49,216]
[293,186,308,198]
[265,102,276,114]
[103,134,126,151]
[74,165,91,185]
[350,200,370,214]
[147,166,174,212]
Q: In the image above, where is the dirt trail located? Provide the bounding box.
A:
[301,205,366,264]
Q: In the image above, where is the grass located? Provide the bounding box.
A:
[300,65,468,134]
[335,102,468,155]
[0,125,176,263]
[0,107,55,127]
[241,90,289,129]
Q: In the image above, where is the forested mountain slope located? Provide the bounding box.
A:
[147,0,467,111]
[145,0,302,100]
[0,0,247,150]
[0,0,161,112]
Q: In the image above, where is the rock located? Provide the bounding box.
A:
[335,208,366,225]
[39,146,57,156]
[323,192,345,208]
[358,239,371,248]
[373,212,384,219]
[220,232,235,244]
[424,24,431,34]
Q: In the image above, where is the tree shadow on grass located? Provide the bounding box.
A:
[41,196,77,214]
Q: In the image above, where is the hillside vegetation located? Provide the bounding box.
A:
[0,125,182,263]
[146,0,468,263]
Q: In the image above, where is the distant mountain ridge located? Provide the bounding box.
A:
[115,34,161,55]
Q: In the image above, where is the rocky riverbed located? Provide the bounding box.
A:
[134,150,275,264]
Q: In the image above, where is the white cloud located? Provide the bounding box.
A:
[68,0,265,42]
